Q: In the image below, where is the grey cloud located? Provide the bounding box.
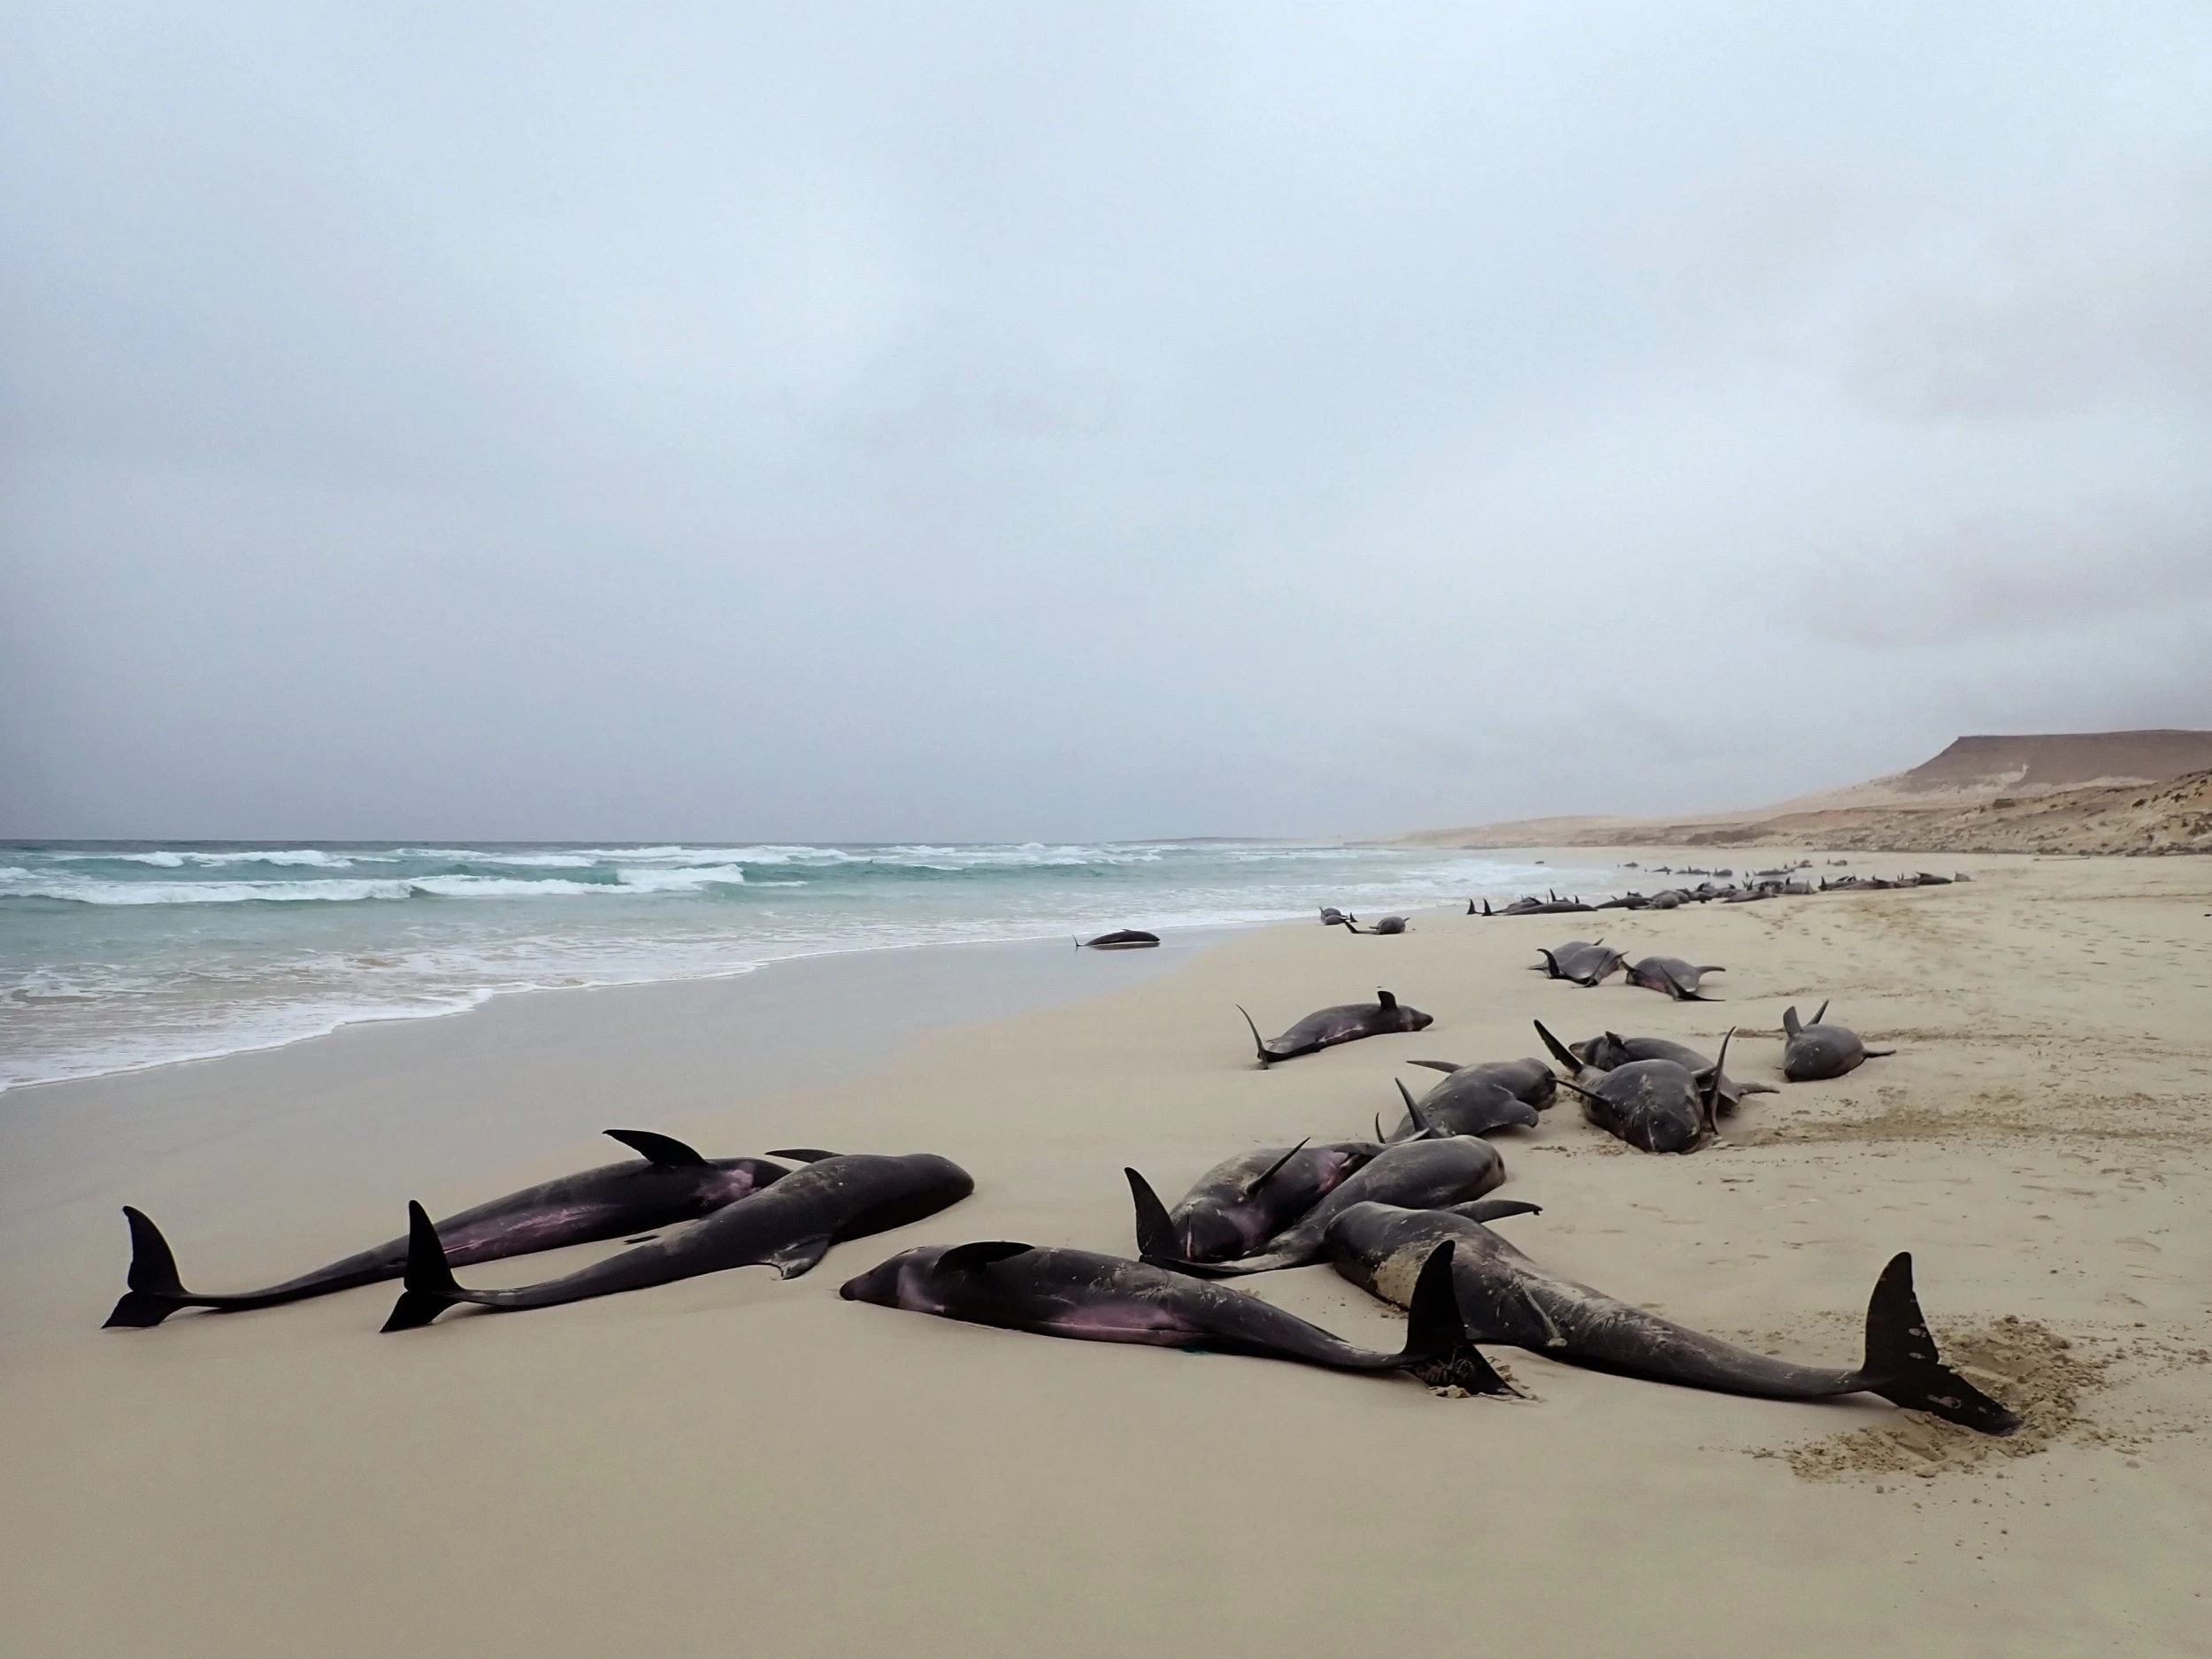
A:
[5,4,2212,840]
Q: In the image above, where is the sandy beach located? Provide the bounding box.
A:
[4,852,2208,1657]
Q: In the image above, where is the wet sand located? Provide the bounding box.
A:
[3,855,2208,1656]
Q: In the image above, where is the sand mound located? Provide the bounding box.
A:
[1784,1317,2105,1481]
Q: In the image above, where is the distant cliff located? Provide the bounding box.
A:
[1402,731,2212,855]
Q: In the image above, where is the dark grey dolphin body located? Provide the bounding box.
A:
[381,1151,973,1329]
[1078,928,1160,949]
[1535,1022,1774,1117]
[1344,915,1409,934]
[1625,956,1724,1001]
[839,1237,1509,1394]
[1325,1202,2019,1433]
[1783,1002,1893,1080]
[1535,941,1625,986]
[1124,1138,1379,1263]
[1381,1071,1539,1141]
[104,1131,793,1329]
[1133,1136,1530,1278]
[1537,1023,1733,1154]
[1404,1056,1558,1112]
[1237,989,1432,1066]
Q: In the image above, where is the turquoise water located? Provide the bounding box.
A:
[0,841,1615,1091]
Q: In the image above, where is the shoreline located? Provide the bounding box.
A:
[4,849,2207,1655]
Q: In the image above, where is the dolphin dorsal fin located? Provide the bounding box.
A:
[1376,989,1398,1010]
[603,1129,709,1167]
[939,1241,1034,1272]
[1246,1138,1310,1194]
[1395,1077,1432,1138]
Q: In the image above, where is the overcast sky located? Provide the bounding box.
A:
[4,4,2209,841]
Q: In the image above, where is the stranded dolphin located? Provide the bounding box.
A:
[1380,1073,1539,1141]
[1236,989,1432,1066]
[840,1237,1509,1394]
[1534,941,1626,986]
[1543,1026,1733,1154]
[1782,1002,1894,1081]
[1624,956,1725,1001]
[1402,1056,1558,1112]
[381,1151,972,1330]
[1078,929,1161,949]
[1534,1022,1775,1118]
[1325,1202,2019,1433]
[1123,1138,1379,1263]
[1133,1136,1533,1279]
[1343,915,1409,934]
[103,1131,794,1329]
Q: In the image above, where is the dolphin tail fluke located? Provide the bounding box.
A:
[103,1207,190,1329]
[1235,1005,1272,1068]
[1401,1243,1514,1395]
[380,1202,463,1333]
[1861,1254,2020,1436]
[1125,1168,1179,1262]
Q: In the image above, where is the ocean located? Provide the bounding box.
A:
[0,840,1614,1093]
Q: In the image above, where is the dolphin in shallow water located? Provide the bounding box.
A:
[380,1151,972,1330]
[1325,1202,2019,1434]
[104,1131,793,1329]
[1078,929,1160,949]
[840,1237,1510,1394]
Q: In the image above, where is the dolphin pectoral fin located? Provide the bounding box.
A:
[938,1241,1034,1272]
[1782,1005,1802,1037]
[1810,1001,1831,1027]
[603,1129,710,1167]
[766,1236,833,1279]
[1864,1048,1897,1058]
[1406,1060,1463,1073]
[764,1148,839,1163]
[1448,1199,1542,1224]
[1738,1081,1780,1096]
[1246,1138,1310,1195]
[1401,1244,1515,1396]
[1125,1168,1179,1260]
[1394,1078,1432,1140]
[1861,1254,2020,1436]
[104,1207,190,1329]
[381,1202,465,1333]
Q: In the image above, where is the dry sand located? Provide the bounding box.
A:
[4,855,2209,1657]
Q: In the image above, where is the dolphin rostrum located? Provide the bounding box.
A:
[1236,989,1432,1066]
[1782,1002,1893,1080]
[1325,1202,2019,1433]
[1124,1138,1379,1263]
[381,1151,973,1330]
[840,1237,1510,1394]
[104,1131,794,1329]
